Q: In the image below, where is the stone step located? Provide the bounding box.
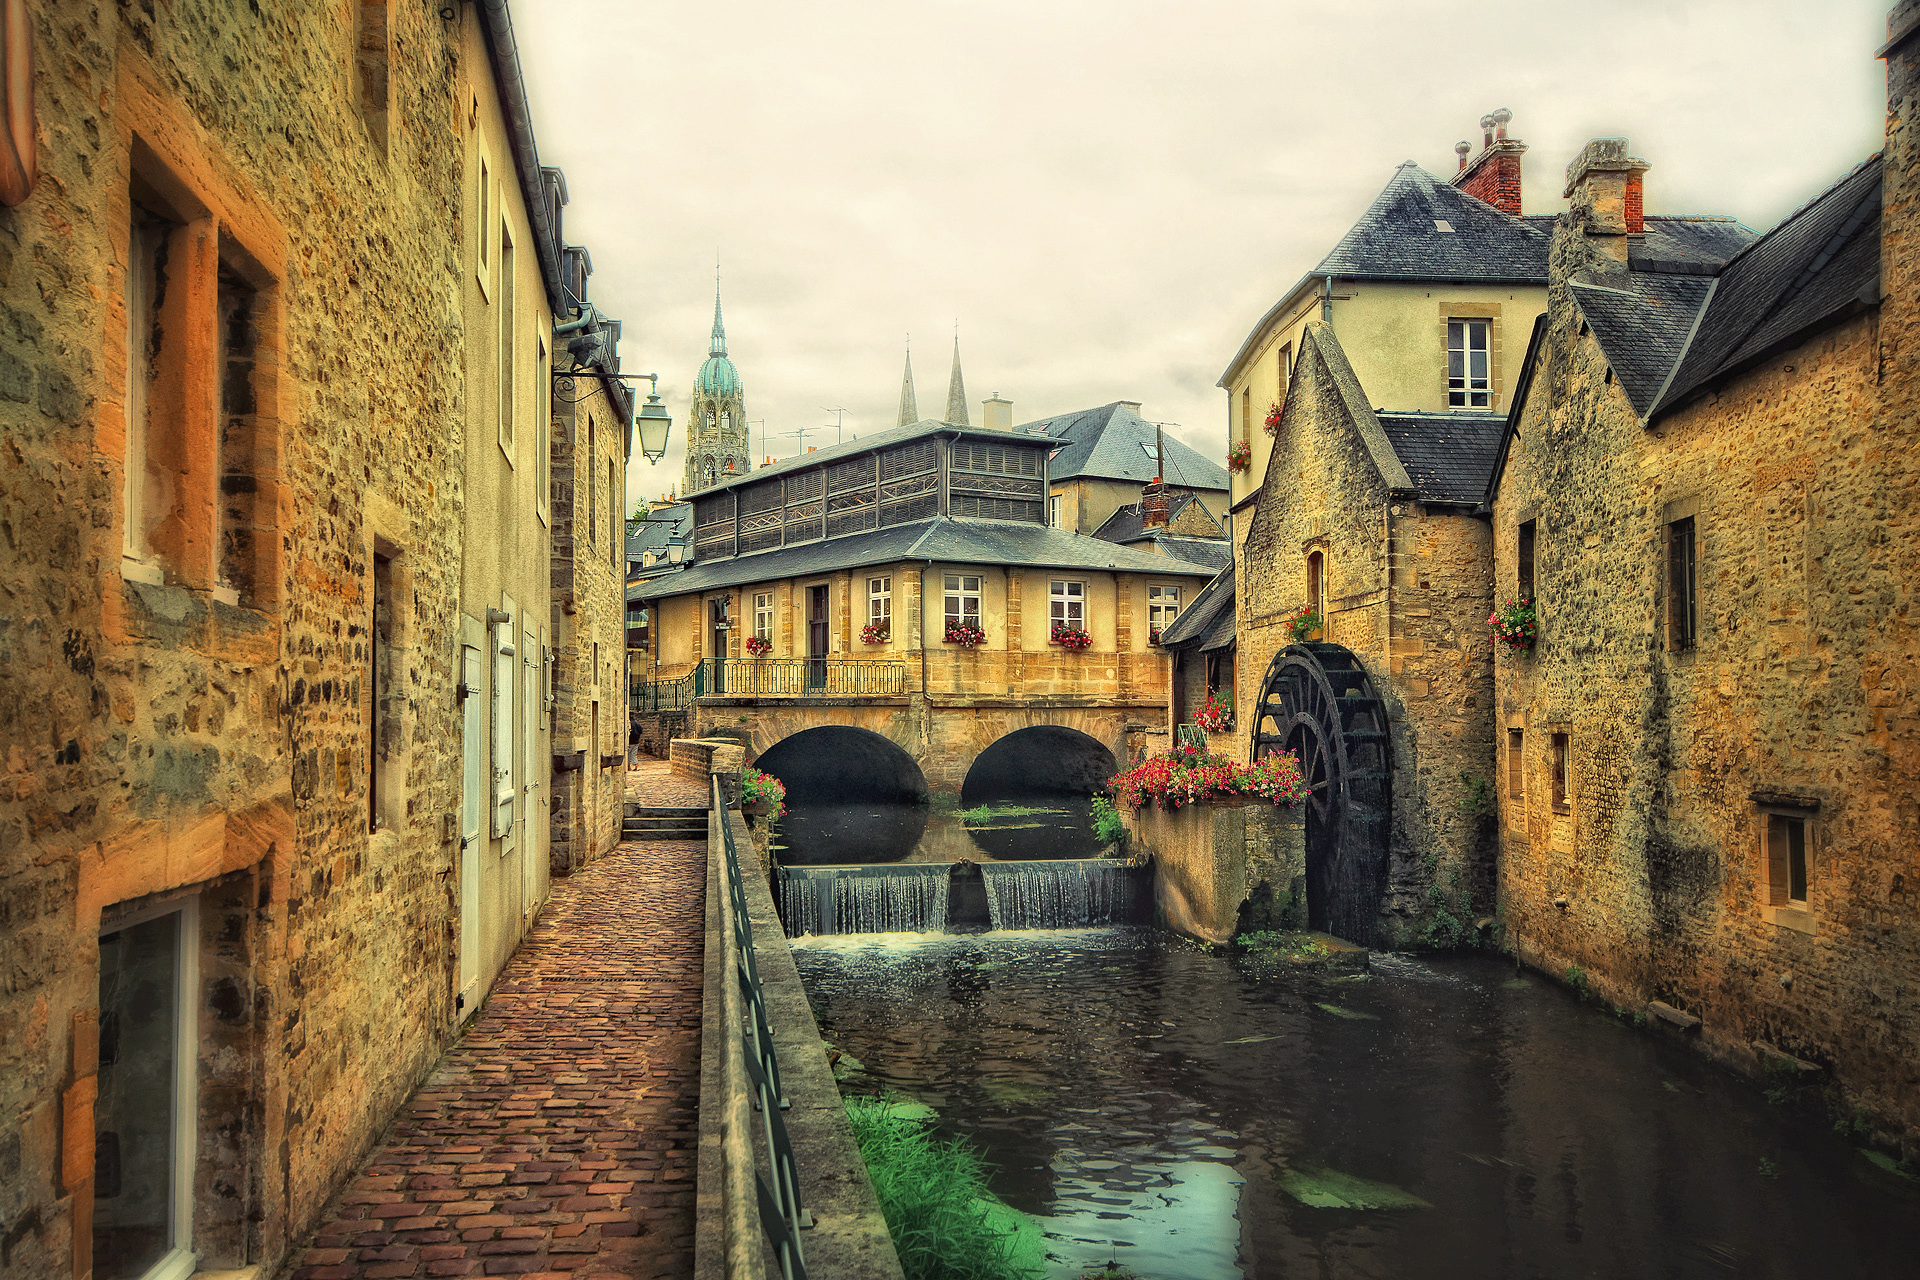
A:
[624,819,709,834]
[622,803,709,819]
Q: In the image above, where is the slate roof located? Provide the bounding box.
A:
[1374,411,1509,506]
[1017,402,1230,491]
[1148,536,1232,571]
[1157,566,1234,650]
[629,517,1217,602]
[1654,155,1882,415]
[1312,162,1551,283]
[1568,273,1716,417]
[1090,490,1223,543]
[684,419,1061,498]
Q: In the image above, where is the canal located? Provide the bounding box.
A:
[794,927,1920,1279]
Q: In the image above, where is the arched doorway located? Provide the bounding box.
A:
[755,726,928,865]
[960,725,1119,860]
[1251,643,1392,945]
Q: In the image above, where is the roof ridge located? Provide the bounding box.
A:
[1703,152,1883,279]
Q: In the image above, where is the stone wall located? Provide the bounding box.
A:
[1237,324,1496,943]
[1126,800,1307,944]
[0,6,479,1278]
[1492,70,1920,1142]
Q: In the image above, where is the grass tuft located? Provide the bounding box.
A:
[844,1097,1043,1280]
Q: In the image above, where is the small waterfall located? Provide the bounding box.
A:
[979,860,1142,930]
[777,865,949,936]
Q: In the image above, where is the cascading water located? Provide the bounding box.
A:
[778,865,950,936]
[979,860,1142,930]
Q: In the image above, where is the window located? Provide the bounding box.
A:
[214,263,263,604]
[944,573,981,627]
[754,591,773,642]
[95,897,199,1280]
[535,335,550,524]
[1148,584,1180,638]
[1306,550,1327,629]
[1049,494,1062,529]
[1767,814,1809,908]
[586,415,597,547]
[354,0,391,154]
[1668,515,1697,651]
[1448,318,1492,409]
[610,458,620,568]
[1550,732,1570,813]
[476,150,491,289]
[867,577,891,630]
[1050,579,1085,629]
[370,547,395,832]
[1507,728,1524,801]
[497,226,515,459]
[1517,520,1536,599]
[1240,387,1252,440]
[123,204,165,569]
[491,600,517,849]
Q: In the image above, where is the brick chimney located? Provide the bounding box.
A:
[1563,138,1651,269]
[1450,107,1526,216]
[981,393,1012,432]
[1141,479,1170,530]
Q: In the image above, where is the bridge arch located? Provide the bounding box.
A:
[960,724,1119,805]
[754,725,930,865]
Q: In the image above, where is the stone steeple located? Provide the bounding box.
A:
[945,331,969,426]
[896,341,918,427]
[684,280,750,494]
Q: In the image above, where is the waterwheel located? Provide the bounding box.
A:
[1251,642,1393,946]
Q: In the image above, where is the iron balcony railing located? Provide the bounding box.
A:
[713,775,811,1280]
[632,657,907,713]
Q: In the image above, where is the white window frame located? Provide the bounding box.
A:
[1447,318,1492,410]
[475,147,493,298]
[497,222,516,462]
[1049,579,1084,630]
[943,573,981,627]
[1147,584,1181,636]
[753,591,774,642]
[1048,494,1061,528]
[867,576,891,630]
[535,334,550,524]
[491,599,517,850]
[96,894,201,1280]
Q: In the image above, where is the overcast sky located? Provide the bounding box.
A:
[515,0,1895,515]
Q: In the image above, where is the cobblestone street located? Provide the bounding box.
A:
[293,769,707,1280]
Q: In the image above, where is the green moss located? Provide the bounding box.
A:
[1277,1165,1432,1210]
[844,1097,1043,1280]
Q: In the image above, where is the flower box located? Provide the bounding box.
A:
[859,622,890,645]
[943,619,987,648]
[743,635,772,657]
[1193,691,1234,735]
[1050,623,1092,651]
[1489,596,1538,652]
[1109,749,1306,811]
[1263,401,1284,437]
[1227,439,1252,473]
[1282,604,1321,644]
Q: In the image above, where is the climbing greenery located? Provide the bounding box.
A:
[844,1098,1042,1280]
[739,767,786,820]
[1090,796,1127,847]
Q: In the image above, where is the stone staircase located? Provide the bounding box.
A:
[622,801,709,843]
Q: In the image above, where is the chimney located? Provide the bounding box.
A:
[1141,479,1170,530]
[1563,138,1651,267]
[981,393,1012,432]
[1451,107,1527,216]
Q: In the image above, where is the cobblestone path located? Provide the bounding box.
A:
[292,826,706,1280]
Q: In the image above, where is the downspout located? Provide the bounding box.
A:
[1322,274,1335,324]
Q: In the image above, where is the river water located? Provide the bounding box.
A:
[776,797,1105,866]
[793,927,1920,1280]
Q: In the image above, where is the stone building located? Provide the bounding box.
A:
[0,6,631,1279]
[681,286,750,493]
[630,414,1215,794]
[545,247,635,875]
[1486,8,1920,1143]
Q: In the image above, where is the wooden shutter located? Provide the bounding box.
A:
[492,605,516,847]
[1766,815,1790,907]
[460,644,483,848]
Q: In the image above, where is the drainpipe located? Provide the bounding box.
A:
[1322,274,1335,324]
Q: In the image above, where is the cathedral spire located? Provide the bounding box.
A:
[945,327,969,426]
[897,338,918,427]
[710,280,727,357]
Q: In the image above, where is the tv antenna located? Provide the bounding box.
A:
[774,424,817,456]
[821,406,849,445]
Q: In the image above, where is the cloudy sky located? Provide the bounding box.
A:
[515,0,1895,515]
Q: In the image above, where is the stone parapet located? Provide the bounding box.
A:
[1126,800,1307,944]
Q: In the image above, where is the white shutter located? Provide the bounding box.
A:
[460,644,483,847]
[523,625,540,801]
[492,606,516,848]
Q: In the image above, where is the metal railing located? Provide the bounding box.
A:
[633,657,907,713]
[714,775,811,1280]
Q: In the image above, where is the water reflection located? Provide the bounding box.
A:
[777,798,1105,866]
[795,930,1920,1279]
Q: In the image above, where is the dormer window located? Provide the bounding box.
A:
[1447,318,1492,409]
[1434,219,1455,232]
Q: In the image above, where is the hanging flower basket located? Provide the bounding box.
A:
[1263,401,1284,437]
[1283,604,1321,644]
[1051,623,1092,651]
[744,635,772,657]
[943,619,987,648]
[859,622,890,645]
[1194,691,1234,734]
[1109,749,1306,810]
[1489,596,1538,652]
[1227,439,1252,473]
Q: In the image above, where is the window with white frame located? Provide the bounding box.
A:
[1147,584,1181,637]
[1049,494,1062,528]
[944,573,980,627]
[498,224,516,459]
[1050,579,1084,629]
[1447,318,1491,409]
[753,591,773,642]
[476,150,491,289]
[868,576,891,631]
[535,335,550,524]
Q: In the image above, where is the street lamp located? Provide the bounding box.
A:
[635,374,671,464]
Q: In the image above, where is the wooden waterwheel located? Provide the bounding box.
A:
[1251,642,1393,946]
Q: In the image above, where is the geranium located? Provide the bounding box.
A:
[859,622,890,644]
[944,619,987,647]
[1489,596,1538,651]
[1051,622,1092,651]
[1283,603,1321,644]
[1227,439,1252,473]
[744,635,772,657]
[1263,401,1283,437]
[1194,691,1233,734]
[1108,749,1305,811]
[740,767,786,819]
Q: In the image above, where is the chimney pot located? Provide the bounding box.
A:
[1480,113,1495,147]
[981,394,1013,433]
[1455,140,1471,170]
[1141,479,1170,530]
[1563,137,1651,241]
[1492,107,1512,140]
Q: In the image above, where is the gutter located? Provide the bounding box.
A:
[476,0,566,314]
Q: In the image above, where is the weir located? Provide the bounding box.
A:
[775,859,1150,936]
